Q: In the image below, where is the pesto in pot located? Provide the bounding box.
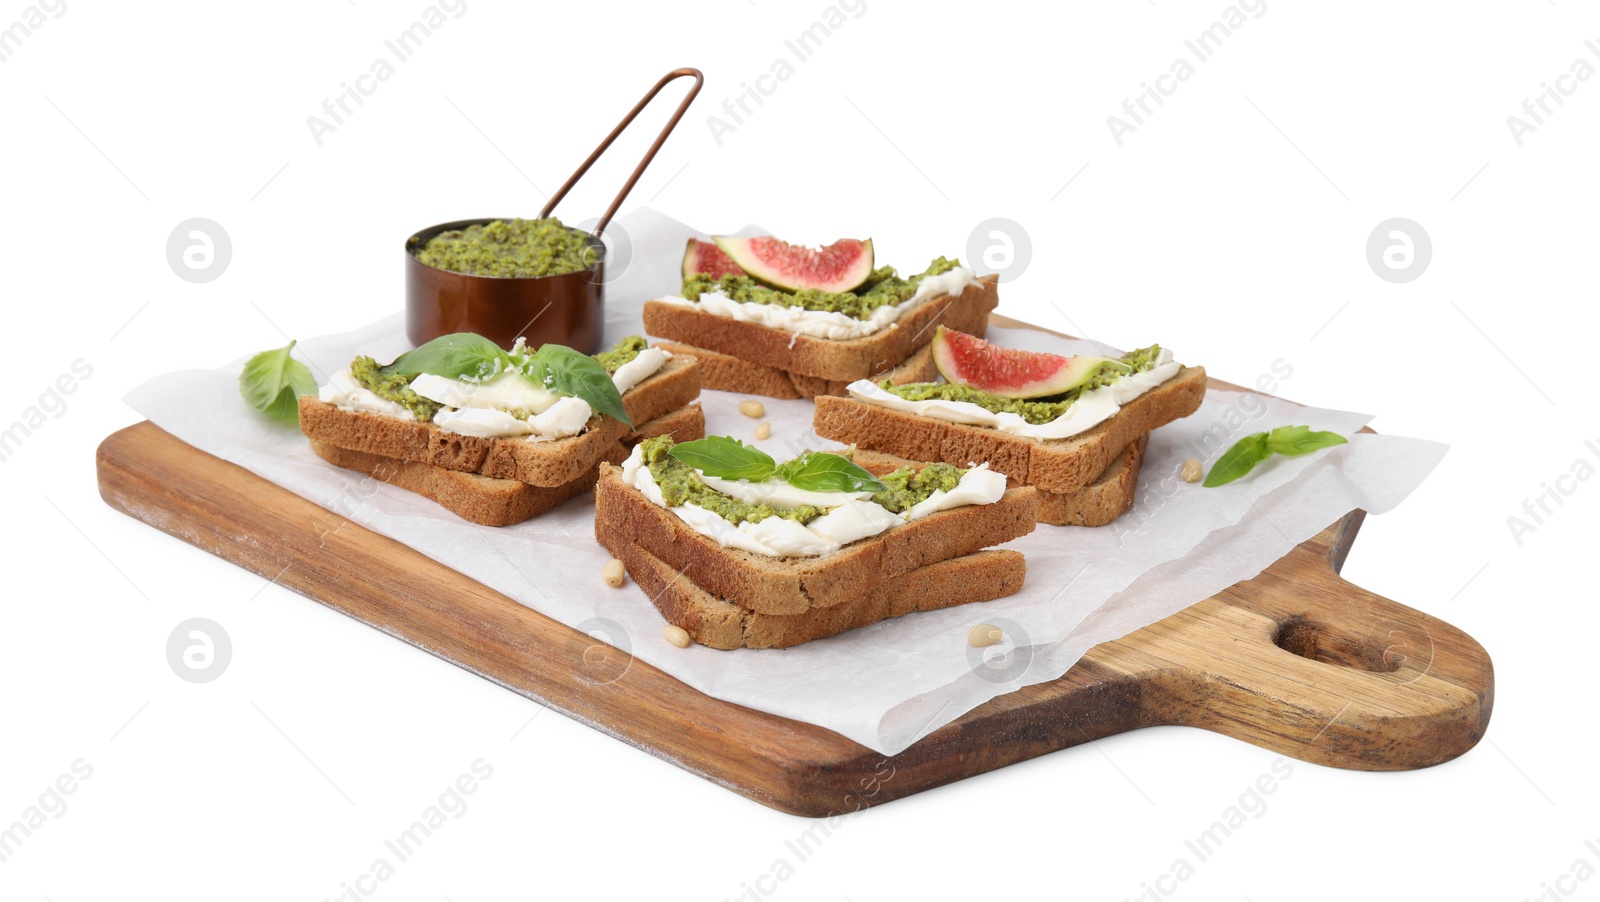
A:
[416,217,597,279]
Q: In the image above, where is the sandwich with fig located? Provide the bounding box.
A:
[812,327,1206,526]
[644,235,999,400]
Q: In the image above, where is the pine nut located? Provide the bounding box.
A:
[1180,458,1204,483]
[739,399,765,418]
[663,624,691,648]
[967,623,1004,647]
[754,421,772,440]
[602,558,626,587]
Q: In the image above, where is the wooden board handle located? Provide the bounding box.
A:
[1108,532,1494,770]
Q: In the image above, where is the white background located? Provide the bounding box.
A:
[3,1,1597,900]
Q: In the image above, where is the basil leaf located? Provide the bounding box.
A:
[1202,432,1272,487]
[524,343,632,427]
[1266,425,1348,457]
[668,436,775,481]
[1204,426,1350,487]
[774,451,885,493]
[381,332,512,381]
[239,340,316,422]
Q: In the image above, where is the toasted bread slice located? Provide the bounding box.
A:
[308,404,706,526]
[616,354,701,426]
[310,440,625,526]
[813,365,1206,496]
[852,434,1148,527]
[642,275,999,382]
[597,527,1026,649]
[621,402,707,448]
[593,462,1037,615]
[299,351,701,488]
[653,339,941,401]
[299,396,628,487]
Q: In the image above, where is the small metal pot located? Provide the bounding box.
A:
[403,67,703,353]
[405,218,606,353]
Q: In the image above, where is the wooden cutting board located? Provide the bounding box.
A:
[95,380,1493,818]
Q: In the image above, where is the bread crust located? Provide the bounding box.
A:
[306,404,706,526]
[812,365,1206,495]
[620,354,701,425]
[310,440,624,526]
[654,340,941,401]
[298,348,702,488]
[641,275,999,381]
[592,462,1038,615]
[598,528,1027,649]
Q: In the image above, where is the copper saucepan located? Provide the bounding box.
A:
[404,67,703,352]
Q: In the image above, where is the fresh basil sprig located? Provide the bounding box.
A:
[379,332,631,426]
[522,343,632,427]
[381,332,512,382]
[1203,425,1348,487]
[239,340,316,421]
[669,438,885,492]
[774,450,885,493]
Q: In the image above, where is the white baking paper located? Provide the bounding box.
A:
[123,208,1446,756]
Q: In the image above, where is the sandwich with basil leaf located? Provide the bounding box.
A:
[296,333,704,525]
[594,434,1039,649]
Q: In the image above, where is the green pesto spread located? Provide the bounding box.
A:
[594,335,647,375]
[636,436,968,527]
[416,217,597,279]
[871,462,965,514]
[639,436,824,526]
[350,355,442,421]
[680,256,963,320]
[884,345,1165,426]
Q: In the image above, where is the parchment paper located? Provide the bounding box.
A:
[124,208,1446,755]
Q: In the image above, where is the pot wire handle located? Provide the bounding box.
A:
[539,67,704,239]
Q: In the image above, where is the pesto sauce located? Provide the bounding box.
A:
[636,436,969,527]
[350,356,442,421]
[416,217,597,279]
[680,256,962,320]
[638,436,824,526]
[870,463,965,514]
[594,335,648,375]
[883,345,1165,426]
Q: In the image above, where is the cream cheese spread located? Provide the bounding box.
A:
[619,444,1008,558]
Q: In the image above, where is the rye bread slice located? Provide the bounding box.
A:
[641,274,999,382]
[307,404,706,527]
[592,462,1038,615]
[298,348,701,488]
[596,526,1026,649]
[299,396,629,487]
[619,353,701,426]
[852,433,1149,527]
[812,365,1206,496]
[309,441,625,526]
[653,339,941,401]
